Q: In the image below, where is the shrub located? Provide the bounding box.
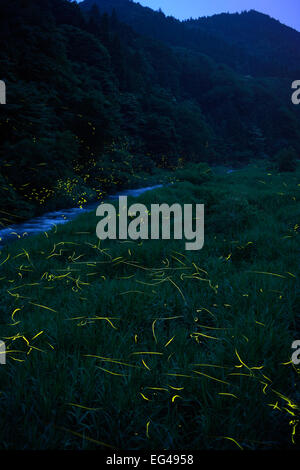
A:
[175,163,213,185]
[275,147,298,172]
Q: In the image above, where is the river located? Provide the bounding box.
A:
[0,165,239,248]
[0,184,163,248]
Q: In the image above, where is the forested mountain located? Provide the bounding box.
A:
[81,0,300,77]
[185,11,300,77]
[0,0,299,224]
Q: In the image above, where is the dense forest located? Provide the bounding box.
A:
[0,0,299,225]
[82,0,300,78]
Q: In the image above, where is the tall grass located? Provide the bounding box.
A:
[0,163,299,450]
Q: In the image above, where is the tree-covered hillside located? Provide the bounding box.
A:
[0,0,299,226]
[81,0,300,77]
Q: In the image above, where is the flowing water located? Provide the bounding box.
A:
[0,184,163,248]
[0,166,239,249]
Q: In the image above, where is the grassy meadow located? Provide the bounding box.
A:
[0,163,299,450]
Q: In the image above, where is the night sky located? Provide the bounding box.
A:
[125,0,300,32]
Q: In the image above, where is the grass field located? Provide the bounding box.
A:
[0,163,299,450]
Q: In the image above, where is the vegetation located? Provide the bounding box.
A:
[0,163,299,449]
[1,0,300,226]
[275,147,298,173]
[0,0,299,450]
[82,1,300,78]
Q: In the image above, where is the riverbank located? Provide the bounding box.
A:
[0,184,163,248]
[0,163,239,248]
[0,164,299,449]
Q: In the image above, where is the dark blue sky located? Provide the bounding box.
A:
[137,0,300,31]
